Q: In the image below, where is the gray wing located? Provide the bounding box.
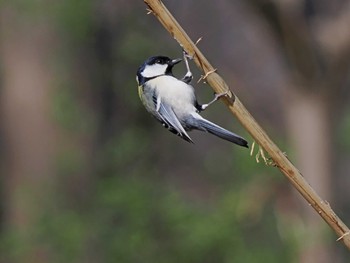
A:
[154,95,193,143]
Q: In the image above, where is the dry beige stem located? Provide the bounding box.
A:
[144,0,350,250]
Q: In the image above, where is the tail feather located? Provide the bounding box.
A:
[190,115,248,148]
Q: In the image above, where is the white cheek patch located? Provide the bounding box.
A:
[141,64,168,78]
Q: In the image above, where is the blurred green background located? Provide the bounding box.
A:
[0,0,350,262]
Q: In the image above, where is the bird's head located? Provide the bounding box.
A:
[136,56,182,85]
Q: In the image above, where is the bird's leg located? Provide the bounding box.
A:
[182,50,193,84]
[200,92,229,111]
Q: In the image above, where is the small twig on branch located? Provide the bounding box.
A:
[197,68,217,83]
[143,0,350,250]
[337,231,350,242]
[195,36,203,46]
[146,8,153,15]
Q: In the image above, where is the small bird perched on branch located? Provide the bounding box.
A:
[136,51,248,148]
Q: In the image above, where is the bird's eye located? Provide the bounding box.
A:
[155,59,161,64]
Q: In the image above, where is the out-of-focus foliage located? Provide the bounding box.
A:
[36,174,292,263]
[1,0,350,262]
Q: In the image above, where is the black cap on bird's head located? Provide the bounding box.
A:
[136,56,182,85]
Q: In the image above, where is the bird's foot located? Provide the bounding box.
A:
[182,49,193,84]
[201,91,229,111]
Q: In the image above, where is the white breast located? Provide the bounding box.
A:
[147,75,197,116]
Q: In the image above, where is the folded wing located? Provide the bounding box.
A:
[155,96,193,143]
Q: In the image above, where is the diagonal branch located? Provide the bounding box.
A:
[144,0,350,249]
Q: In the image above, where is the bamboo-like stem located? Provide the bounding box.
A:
[144,0,350,249]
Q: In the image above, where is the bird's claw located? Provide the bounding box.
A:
[214,91,230,100]
[200,91,229,111]
[182,49,193,84]
[182,49,193,60]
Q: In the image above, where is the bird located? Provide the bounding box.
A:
[136,51,248,148]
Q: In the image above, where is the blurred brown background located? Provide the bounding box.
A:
[0,0,350,262]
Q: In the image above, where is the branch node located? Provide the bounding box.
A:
[250,142,284,167]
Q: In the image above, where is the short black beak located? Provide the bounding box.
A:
[169,58,182,66]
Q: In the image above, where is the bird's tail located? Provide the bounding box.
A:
[189,114,248,148]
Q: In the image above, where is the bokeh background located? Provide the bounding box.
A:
[0,0,350,262]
